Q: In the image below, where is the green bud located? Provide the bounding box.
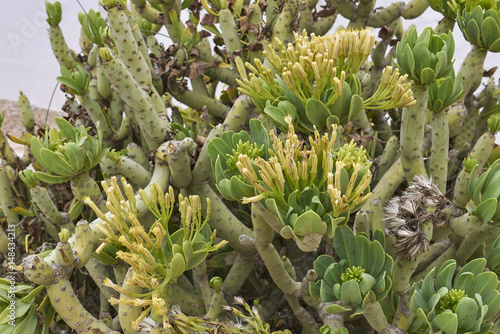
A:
[341,266,366,283]
[99,47,112,61]
[172,243,184,257]
[462,155,478,172]
[101,0,118,8]
[182,240,193,265]
[58,228,70,243]
[439,288,467,312]
[210,276,223,291]
[170,252,186,281]
[19,169,38,188]
[0,110,4,127]
[487,115,500,133]
[137,17,153,36]
[46,1,63,26]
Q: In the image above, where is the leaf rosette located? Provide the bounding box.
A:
[396,27,455,85]
[28,117,106,184]
[467,157,500,225]
[208,118,372,251]
[410,258,500,333]
[428,68,463,112]
[310,226,393,317]
[457,2,500,52]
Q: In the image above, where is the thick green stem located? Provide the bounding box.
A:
[354,159,405,234]
[172,88,228,119]
[161,138,195,189]
[70,173,104,208]
[86,257,120,302]
[0,131,17,166]
[331,0,357,20]
[453,169,472,208]
[402,0,428,19]
[131,0,166,25]
[48,25,74,68]
[100,55,167,147]
[449,212,482,236]
[30,185,71,227]
[284,293,320,332]
[18,91,35,132]
[126,142,150,172]
[414,238,451,272]
[193,261,213,311]
[314,14,338,35]
[400,84,428,181]
[374,136,399,184]
[348,0,375,29]
[470,131,496,176]
[44,270,115,332]
[434,16,455,34]
[317,302,345,331]
[271,0,300,49]
[457,46,487,103]
[223,95,255,132]
[392,221,433,295]
[115,156,152,188]
[192,125,224,183]
[220,254,255,297]
[455,224,500,266]
[197,40,239,86]
[447,103,467,138]
[119,268,143,334]
[171,283,206,315]
[252,203,299,296]
[0,225,8,255]
[429,110,449,193]
[363,300,389,332]
[186,182,257,257]
[0,167,24,243]
[392,294,415,332]
[219,9,245,65]
[205,290,224,320]
[160,1,185,43]
[107,4,152,87]
[412,242,456,282]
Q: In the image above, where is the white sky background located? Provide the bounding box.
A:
[0,0,499,110]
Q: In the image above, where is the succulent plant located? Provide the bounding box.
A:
[0,278,47,333]
[237,30,414,134]
[456,1,500,52]
[409,258,500,333]
[7,0,500,333]
[428,69,464,112]
[396,27,455,85]
[310,226,393,331]
[28,118,105,184]
[209,117,372,251]
[467,158,500,225]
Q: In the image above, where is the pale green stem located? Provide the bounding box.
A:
[455,224,500,266]
[400,84,428,181]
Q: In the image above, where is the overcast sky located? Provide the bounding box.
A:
[0,1,498,109]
